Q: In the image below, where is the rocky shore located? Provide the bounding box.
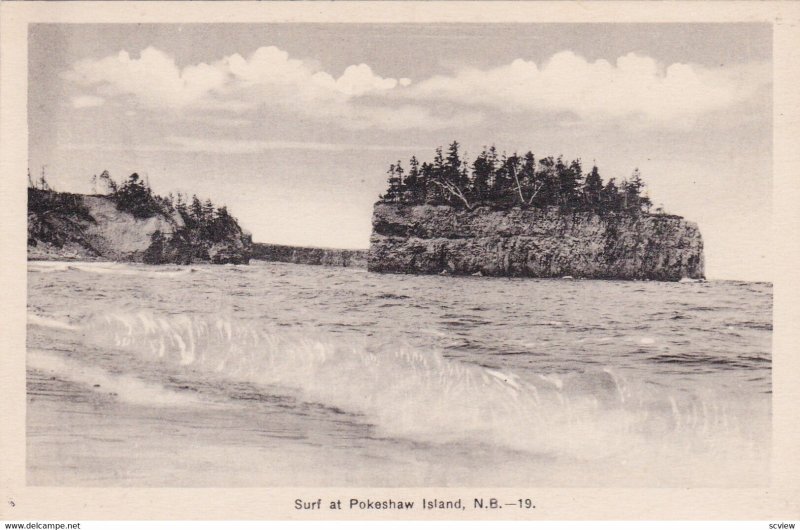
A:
[368,203,704,281]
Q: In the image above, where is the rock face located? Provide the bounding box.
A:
[28,190,251,264]
[368,204,704,281]
[251,243,367,268]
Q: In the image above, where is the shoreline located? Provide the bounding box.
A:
[24,256,772,285]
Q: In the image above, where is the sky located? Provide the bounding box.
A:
[28,23,772,281]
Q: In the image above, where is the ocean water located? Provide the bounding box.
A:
[26,260,772,487]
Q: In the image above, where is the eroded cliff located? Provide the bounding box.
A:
[368,204,704,281]
[28,189,251,264]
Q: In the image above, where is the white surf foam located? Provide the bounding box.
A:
[28,261,73,273]
[28,348,208,408]
[73,310,764,463]
[28,314,79,331]
[29,261,197,278]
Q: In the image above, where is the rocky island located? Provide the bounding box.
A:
[368,142,704,281]
[27,172,251,264]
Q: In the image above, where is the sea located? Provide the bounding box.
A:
[26,260,772,487]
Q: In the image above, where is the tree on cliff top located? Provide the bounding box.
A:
[623,168,652,213]
[583,165,604,211]
[379,142,656,216]
[113,173,163,219]
[93,170,248,256]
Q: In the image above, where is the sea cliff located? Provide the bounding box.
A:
[368,204,704,281]
[28,189,251,264]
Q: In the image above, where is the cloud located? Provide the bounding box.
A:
[63,48,228,109]
[62,46,448,129]
[311,63,402,96]
[70,94,105,108]
[62,46,767,131]
[58,136,426,154]
[405,51,769,126]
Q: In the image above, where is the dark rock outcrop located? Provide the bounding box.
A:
[251,243,367,268]
[368,204,704,281]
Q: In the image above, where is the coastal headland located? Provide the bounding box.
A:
[27,178,251,265]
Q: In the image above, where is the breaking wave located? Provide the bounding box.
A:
[39,309,765,462]
[28,261,198,277]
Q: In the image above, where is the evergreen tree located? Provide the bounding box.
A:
[377,141,659,216]
[111,173,162,218]
[404,156,421,203]
[424,144,473,209]
[425,149,447,204]
[203,198,215,220]
[582,165,604,211]
[175,192,187,216]
[555,156,583,208]
[490,152,510,204]
[471,148,494,204]
[415,158,428,203]
[601,178,622,213]
[421,162,438,203]
[381,164,403,203]
[486,146,499,193]
[395,161,405,198]
[445,141,462,186]
[535,156,558,208]
[624,168,646,213]
[565,159,584,208]
[190,195,204,222]
[433,147,444,172]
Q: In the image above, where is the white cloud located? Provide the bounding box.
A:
[70,94,105,108]
[406,51,769,126]
[312,63,400,96]
[63,48,228,109]
[62,47,767,130]
[62,46,443,129]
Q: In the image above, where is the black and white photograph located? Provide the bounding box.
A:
[3,2,800,524]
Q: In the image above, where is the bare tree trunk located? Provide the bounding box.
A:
[431,179,473,210]
[525,182,545,206]
[511,170,526,204]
